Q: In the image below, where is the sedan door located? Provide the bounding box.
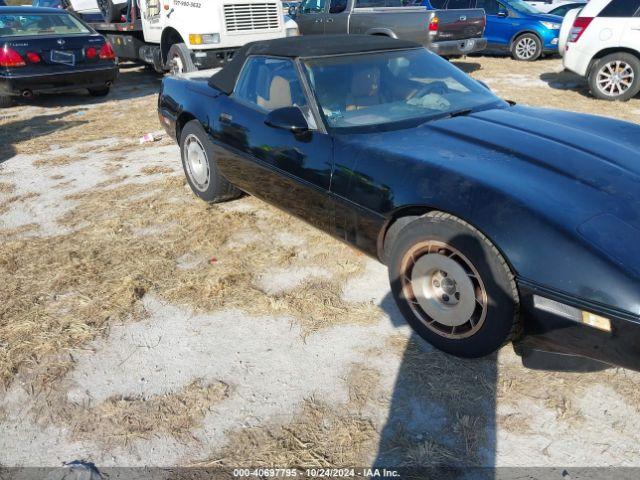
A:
[211,56,335,231]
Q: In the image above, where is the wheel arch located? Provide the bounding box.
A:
[587,47,640,75]
[160,27,185,65]
[508,29,542,49]
[176,111,197,143]
[378,205,519,279]
[365,28,397,38]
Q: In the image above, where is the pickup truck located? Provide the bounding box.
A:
[289,0,487,56]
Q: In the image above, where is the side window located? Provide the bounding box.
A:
[233,57,308,112]
[599,0,640,17]
[447,0,474,8]
[300,0,327,13]
[476,0,500,15]
[329,0,347,13]
[430,0,447,7]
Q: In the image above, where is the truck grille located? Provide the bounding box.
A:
[223,3,280,32]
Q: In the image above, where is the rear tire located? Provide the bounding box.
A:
[588,52,640,102]
[511,33,542,62]
[0,95,14,108]
[179,120,242,203]
[88,87,110,97]
[387,212,520,358]
[167,43,197,75]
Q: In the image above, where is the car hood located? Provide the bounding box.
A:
[524,12,563,23]
[341,104,640,223]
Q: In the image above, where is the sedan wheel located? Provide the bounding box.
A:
[589,53,640,102]
[179,120,242,203]
[388,212,520,358]
[401,241,487,340]
[511,34,542,62]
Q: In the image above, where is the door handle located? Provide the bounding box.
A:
[219,113,232,124]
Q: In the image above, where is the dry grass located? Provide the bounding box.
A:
[68,379,230,446]
[0,182,15,194]
[0,174,370,389]
[141,165,175,175]
[199,364,380,468]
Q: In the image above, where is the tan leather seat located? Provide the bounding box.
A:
[257,76,293,111]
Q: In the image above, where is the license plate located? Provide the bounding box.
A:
[51,50,75,66]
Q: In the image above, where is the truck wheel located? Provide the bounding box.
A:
[588,52,640,102]
[0,95,14,108]
[97,0,123,22]
[179,120,242,203]
[387,212,520,358]
[167,43,197,75]
[511,33,542,62]
[88,87,110,97]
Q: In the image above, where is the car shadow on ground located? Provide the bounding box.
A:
[0,110,86,163]
[372,233,608,476]
[6,64,162,110]
[451,61,482,74]
[539,70,592,98]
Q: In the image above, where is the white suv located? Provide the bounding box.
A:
[562,0,640,101]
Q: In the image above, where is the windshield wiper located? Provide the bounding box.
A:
[447,108,474,118]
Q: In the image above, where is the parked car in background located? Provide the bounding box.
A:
[562,0,640,101]
[0,7,118,107]
[290,0,488,57]
[159,35,640,371]
[32,0,66,8]
[479,0,563,60]
[543,2,586,16]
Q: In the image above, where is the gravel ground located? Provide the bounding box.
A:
[1,57,640,473]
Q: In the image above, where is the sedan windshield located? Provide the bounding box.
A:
[0,13,90,37]
[303,49,505,131]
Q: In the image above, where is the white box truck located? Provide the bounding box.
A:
[74,0,298,73]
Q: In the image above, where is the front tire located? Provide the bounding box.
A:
[179,120,242,203]
[387,212,520,358]
[167,43,197,75]
[88,87,110,97]
[588,52,640,102]
[511,33,542,62]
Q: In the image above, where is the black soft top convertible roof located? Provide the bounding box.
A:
[208,34,420,95]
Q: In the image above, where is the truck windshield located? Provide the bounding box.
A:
[303,48,505,131]
[0,13,90,37]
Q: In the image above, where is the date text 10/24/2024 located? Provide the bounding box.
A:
[232,468,400,477]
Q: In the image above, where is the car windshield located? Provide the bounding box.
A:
[0,13,90,37]
[303,49,505,131]
[508,0,539,14]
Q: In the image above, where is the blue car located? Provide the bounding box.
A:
[429,0,563,60]
[159,35,640,370]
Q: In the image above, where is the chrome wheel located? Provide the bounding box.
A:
[515,37,538,60]
[596,60,635,97]
[401,241,488,339]
[184,134,210,192]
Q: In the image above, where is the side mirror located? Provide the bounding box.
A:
[497,9,508,17]
[265,106,309,134]
[288,5,297,17]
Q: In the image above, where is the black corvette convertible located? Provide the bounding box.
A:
[0,6,118,107]
[158,36,640,371]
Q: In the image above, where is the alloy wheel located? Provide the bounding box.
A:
[515,37,538,60]
[400,241,488,339]
[596,60,635,98]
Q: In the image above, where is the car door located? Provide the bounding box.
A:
[212,56,335,231]
[294,0,329,35]
[476,0,516,49]
[323,0,350,34]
